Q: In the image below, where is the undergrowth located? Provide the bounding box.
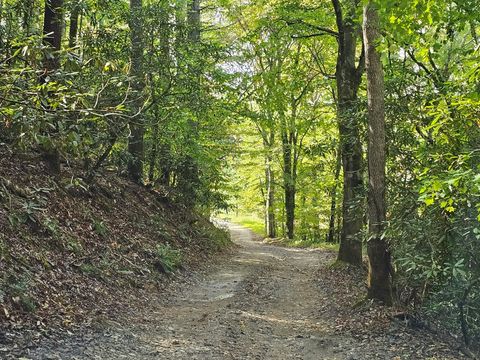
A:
[155,244,183,273]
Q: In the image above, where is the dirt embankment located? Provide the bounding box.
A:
[0,150,230,342]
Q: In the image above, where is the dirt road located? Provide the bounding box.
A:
[13,225,465,359]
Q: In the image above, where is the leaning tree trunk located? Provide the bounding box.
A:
[333,0,365,265]
[363,1,392,305]
[128,0,145,183]
[41,0,64,174]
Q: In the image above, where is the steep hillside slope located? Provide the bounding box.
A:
[0,149,230,332]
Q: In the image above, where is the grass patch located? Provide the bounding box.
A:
[329,259,352,269]
[218,214,265,236]
[217,213,340,250]
[154,244,182,273]
[200,225,231,251]
[0,238,7,259]
[1,273,37,312]
[80,263,102,278]
[92,219,109,237]
[285,238,340,251]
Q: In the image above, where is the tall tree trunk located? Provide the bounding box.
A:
[333,0,365,265]
[282,134,296,240]
[148,5,171,186]
[263,129,277,239]
[265,163,276,237]
[159,143,171,186]
[327,147,342,243]
[128,0,145,183]
[174,0,201,202]
[148,109,160,184]
[265,130,276,238]
[43,0,63,69]
[363,1,392,305]
[41,0,64,174]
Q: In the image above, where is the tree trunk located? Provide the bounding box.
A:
[265,163,276,238]
[43,0,63,69]
[283,135,295,240]
[327,147,342,243]
[148,114,160,184]
[265,131,276,238]
[333,0,365,265]
[363,1,392,305]
[128,0,145,184]
[174,0,201,201]
[159,143,171,186]
[41,0,64,174]
[148,5,171,186]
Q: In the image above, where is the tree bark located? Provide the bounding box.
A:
[333,0,365,265]
[148,5,171,186]
[264,131,276,238]
[363,1,392,305]
[43,0,63,68]
[282,133,296,240]
[148,113,160,184]
[174,0,201,201]
[327,146,342,243]
[128,0,145,183]
[41,0,64,174]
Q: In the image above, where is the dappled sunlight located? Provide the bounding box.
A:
[233,257,264,265]
[238,310,330,333]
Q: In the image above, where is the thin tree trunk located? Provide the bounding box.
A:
[41,0,64,174]
[363,1,392,305]
[159,143,171,186]
[265,130,276,238]
[128,0,145,183]
[333,0,365,265]
[282,132,296,240]
[43,0,63,69]
[148,115,160,184]
[327,147,342,243]
[174,0,201,201]
[266,164,276,237]
[146,5,171,186]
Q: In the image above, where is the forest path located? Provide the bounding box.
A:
[17,225,464,360]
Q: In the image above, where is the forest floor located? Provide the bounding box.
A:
[3,225,470,360]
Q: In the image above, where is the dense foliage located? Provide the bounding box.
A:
[0,0,233,212]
